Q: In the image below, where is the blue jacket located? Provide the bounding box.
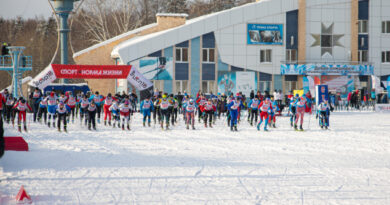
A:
[140,100,154,112]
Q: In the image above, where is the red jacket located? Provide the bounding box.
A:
[200,103,216,112]
[0,94,4,110]
[13,102,32,112]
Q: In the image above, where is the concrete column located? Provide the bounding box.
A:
[351,0,359,62]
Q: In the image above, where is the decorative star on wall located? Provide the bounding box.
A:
[311,23,344,56]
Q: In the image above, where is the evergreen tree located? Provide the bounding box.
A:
[164,0,188,14]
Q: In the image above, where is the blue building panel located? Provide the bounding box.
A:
[358,34,369,50]
[231,66,244,72]
[274,75,283,91]
[164,46,173,58]
[191,37,201,96]
[202,32,215,48]
[358,0,369,20]
[286,10,298,50]
[218,56,229,71]
[148,50,162,57]
[175,63,189,80]
[176,41,189,48]
[259,72,272,81]
[202,64,215,80]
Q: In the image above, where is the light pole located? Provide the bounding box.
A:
[51,0,79,84]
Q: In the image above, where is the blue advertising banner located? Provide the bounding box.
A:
[281,63,374,76]
[218,71,236,95]
[302,77,309,94]
[247,24,283,45]
[316,85,329,105]
[388,76,390,98]
[136,57,173,80]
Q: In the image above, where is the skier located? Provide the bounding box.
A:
[87,101,98,130]
[109,100,120,128]
[79,95,90,126]
[89,91,104,123]
[46,92,58,128]
[29,87,42,122]
[56,102,69,132]
[4,93,16,124]
[257,97,273,131]
[248,96,260,126]
[140,97,154,127]
[289,95,298,127]
[66,92,77,123]
[103,93,115,126]
[268,98,279,128]
[153,95,161,124]
[317,100,330,129]
[13,98,32,132]
[171,96,179,125]
[196,95,207,123]
[294,96,308,131]
[201,99,216,128]
[37,94,48,124]
[227,96,244,131]
[119,100,133,130]
[158,94,173,130]
[185,99,197,130]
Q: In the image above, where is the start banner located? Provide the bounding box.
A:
[29,64,153,92]
[52,64,131,79]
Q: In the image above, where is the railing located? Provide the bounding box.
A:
[280,60,373,66]
[0,55,33,67]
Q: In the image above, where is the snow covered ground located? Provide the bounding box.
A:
[1,111,390,204]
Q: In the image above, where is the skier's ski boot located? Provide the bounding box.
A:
[325,126,328,130]
[192,125,195,130]
[230,126,233,131]
[122,124,125,130]
[148,122,151,127]
[234,125,238,131]
[58,127,61,132]
[24,125,27,132]
[97,119,100,124]
[209,122,212,128]
[143,122,146,127]
[53,122,55,128]
[294,124,298,131]
[93,126,96,130]
[18,125,21,132]
[257,123,261,131]
[64,126,67,133]
[250,122,253,126]
[108,121,111,126]
[186,124,189,130]
[273,123,276,128]
[160,122,164,130]
[264,127,268,131]
[290,121,293,127]
[299,125,304,131]
[127,125,130,130]
[204,123,207,128]
[321,125,323,129]
[104,120,107,126]
[48,122,51,127]
[166,123,169,130]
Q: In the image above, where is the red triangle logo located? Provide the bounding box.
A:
[15,185,32,203]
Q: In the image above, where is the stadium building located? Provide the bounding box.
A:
[73,0,390,97]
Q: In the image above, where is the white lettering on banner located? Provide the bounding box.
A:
[127,68,153,91]
[61,69,78,75]
[375,104,390,112]
[29,65,57,89]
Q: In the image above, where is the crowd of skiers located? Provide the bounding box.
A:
[0,87,334,133]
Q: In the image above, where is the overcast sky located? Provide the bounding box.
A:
[1,0,54,19]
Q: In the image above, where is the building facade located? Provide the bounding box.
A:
[73,0,390,97]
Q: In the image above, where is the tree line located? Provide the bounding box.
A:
[0,0,254,90]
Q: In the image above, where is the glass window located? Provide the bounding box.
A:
[358,20,368,33]
[387,21,390,33]
[202,81,208,93]
[175,48,181,62]
[209,48,215,62]
[182,48,188,62]
[286,49,297,62]
[176,48,188,62]
[383,21,386,33]
[387,51,390,63]
[382,52,386,63]
[259,81,271,92]
[202,49,208,62]
[260,49,272,63]
[358,50,368,62]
